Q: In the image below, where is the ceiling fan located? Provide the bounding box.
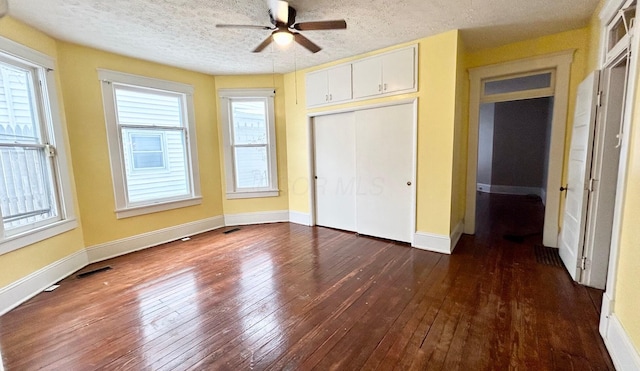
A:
[215,0,347,53]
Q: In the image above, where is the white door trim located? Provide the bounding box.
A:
[465,50,575,247]
[307,98,418,243]
[599,0,640,331]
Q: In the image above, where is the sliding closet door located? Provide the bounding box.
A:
[314,112,357,231]
[355,104,414,242]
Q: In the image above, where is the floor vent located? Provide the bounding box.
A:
[534,245,563,267]
[77,266,112,278]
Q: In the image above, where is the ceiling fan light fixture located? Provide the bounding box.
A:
[272,30,294,46]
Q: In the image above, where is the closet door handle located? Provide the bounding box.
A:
[560,185,568,192]
[407,181,412,186]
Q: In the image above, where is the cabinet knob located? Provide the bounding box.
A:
[407,181,412,186]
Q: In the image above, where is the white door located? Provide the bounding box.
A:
[582,60,626,289]
[314,112,357,231]
[559,71,600,281]
[355,104,414,242]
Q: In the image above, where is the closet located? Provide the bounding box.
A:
[313,103,415,243]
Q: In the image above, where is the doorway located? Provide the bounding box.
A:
[466,51,574,248]
[476,96,554,243]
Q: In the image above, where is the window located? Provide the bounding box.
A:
[219,89,278,199]
[99,70,201,218]
[0,37,77,255]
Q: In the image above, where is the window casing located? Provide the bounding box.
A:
[0,37,77,255]
[99,70,201,218]
[219,89,278,199]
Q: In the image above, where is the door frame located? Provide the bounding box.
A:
[306,98,418,243]
[597,0,640,341]
[465,50,575,248]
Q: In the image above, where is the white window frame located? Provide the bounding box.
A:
[0,36,77,256]
[219,89,279,199]
[128,131,167,171]
[98,69,201,219]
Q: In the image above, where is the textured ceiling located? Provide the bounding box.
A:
[7,0,599,75]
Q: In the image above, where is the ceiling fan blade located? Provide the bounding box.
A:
[293,20,347,31]
[216,24,272,30]
[293,33,321,53]
[252,36,273,53]
[268,0,289,24]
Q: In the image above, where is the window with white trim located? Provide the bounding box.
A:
[0,37,77,255]
[99,70,201,218]
[219,89,278,199]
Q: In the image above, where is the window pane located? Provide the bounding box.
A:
[231,100,267,145]
[234,146,269,189]
[122,128,189,203]
[115,87,182,127]
[0,146,56,232]
[0,62,41,144]
[484,73,552,95]
[130,133,164,169]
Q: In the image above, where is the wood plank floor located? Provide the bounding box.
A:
[0,193,614,370]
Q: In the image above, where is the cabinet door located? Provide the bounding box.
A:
[382,47,415,93]
[352,57,382,99]
[327,64,352,103]
[306,70,328,107]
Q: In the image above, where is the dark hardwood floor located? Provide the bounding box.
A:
[0,193,613,370]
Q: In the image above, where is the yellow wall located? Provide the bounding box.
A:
[615,70,640,352]
[214,75,289,214]
[284,30,462,236]
[0,17,85,287]
[56,42,223,247]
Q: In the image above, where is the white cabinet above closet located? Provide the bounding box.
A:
[305,64,352,107]
[305,44,417,108]
[352,46,417,99]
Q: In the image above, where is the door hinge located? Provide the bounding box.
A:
[597,91,603,107]
[45,144,56,157]
[580,256,588,270]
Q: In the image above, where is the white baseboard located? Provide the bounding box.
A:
[600,304,640,371]
[0,249,88,316]
[86,215,225,263]
[289,211,312,226]
[489,185,543,197]
[224,210,289,226]
[413,221,464,254]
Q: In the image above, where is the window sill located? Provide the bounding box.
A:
[116,196,202,219]
[0,218,79,256]
[226,190,280,200]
